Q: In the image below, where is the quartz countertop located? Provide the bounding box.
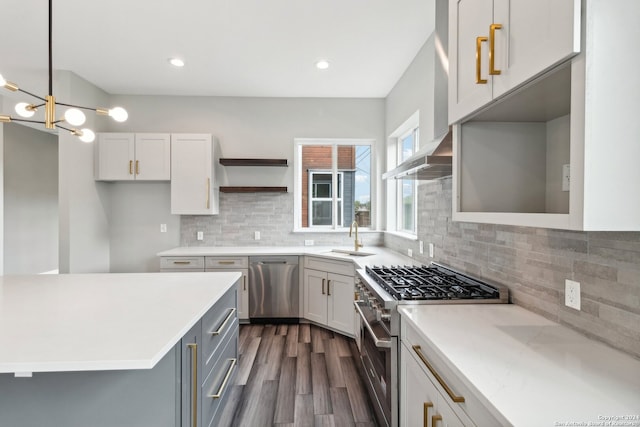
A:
[0,272,240,375]
[399,304,640,427]
[157,245,418,269]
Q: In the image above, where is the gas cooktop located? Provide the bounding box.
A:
[365,263,506,302]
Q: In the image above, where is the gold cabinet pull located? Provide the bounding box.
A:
[423,402,433,427]
[322,278,326,295]
[208,358,237,399]
[327,279,331,296]
[476,36,488,84]
[129,160,133,174]
[413,345,465,403]
[135,160,140,175]
[187,343,198,427]
[218,260,235,265]
[173,260,192,265]
[432,414,443,426]
[209,308,236,335]
[206,178,211,209]
[489,23,502,75]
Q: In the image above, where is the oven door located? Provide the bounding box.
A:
[354,300,393,427]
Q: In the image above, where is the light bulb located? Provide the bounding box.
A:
[0,74,6,87]
[169,58,185,67]
[108,107,128,122]
[78,128,95,143]
[15,102,35,118]
[315,60,330,70]
[64,108,86,126]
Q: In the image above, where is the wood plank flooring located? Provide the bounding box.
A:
[216,323,379,427]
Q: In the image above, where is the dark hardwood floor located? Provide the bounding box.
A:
[216,323,379,427]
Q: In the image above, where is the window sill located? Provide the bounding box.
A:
[384,230,418,241]
[293,228,378,234]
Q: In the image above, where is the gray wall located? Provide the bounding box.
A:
[3,123,58,274]
[106,96,386,272]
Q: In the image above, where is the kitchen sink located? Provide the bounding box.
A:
[326,249,375,257]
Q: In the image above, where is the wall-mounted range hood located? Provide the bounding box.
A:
[382,128,452,181]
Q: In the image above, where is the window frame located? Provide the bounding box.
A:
[308,170,345,227]
[293,138,375,232]
[397,127,418,234]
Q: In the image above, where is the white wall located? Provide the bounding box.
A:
[3,123,58,274]
[106,95,385,272]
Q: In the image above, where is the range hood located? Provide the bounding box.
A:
[382,128,452,181]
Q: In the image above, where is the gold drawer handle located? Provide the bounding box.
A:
[423,402,433,427]
[129,160,133,175]
[432,414,443,426]
[476,36,488,84]
[187,343,198,427]
[206,178,211,209]
[173,260,192,265]
[208,358,237,399]
[209,308,236,335]
[217,261,235,265]
[412,345,465,403]
[322,278,326,295]
[489,23,502,75]
[135,160,140,175]
[327,279,331,296]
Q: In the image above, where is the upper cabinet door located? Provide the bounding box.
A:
[449,0,581,123]
[95,133,135,180]
[134,133,171,180]
[171,134,218,215]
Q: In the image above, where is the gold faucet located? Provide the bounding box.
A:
[349,220,364,252]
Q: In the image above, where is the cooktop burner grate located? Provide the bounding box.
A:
[365,264,501,301]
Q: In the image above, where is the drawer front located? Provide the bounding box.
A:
[205,256,249,269]
[304,256,354,277]
[402,321,504,426]
[202,323,239,427]
[160,256,205,271]
[201,285,238,370]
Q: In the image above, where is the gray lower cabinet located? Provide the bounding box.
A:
[0,284,238,427]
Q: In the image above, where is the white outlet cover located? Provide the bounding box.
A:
[254,231,261,240]
[196,231,204,241]
[419,241,424,254]
[428,243,435,258]
[407,248,413,257]
[565,279,581,310]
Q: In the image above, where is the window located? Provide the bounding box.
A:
[387,111,419,236]
[294,139,373,230]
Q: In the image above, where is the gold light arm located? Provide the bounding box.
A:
[3,81,19,92]
[45,95,55,129]
[489,23,502,75]
[476,37,488,84]
[208,358,237,399]
[0,115,11,123]
[96,108,109,116]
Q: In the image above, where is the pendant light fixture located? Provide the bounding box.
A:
[0,0,127,142]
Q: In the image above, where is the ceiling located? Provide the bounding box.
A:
[0,0,434,98]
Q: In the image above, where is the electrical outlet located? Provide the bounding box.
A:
[196,231,204,241]
[160,224,167,233]
[419,241,424,254]
[565,279,581,310]
[254,231,261,240]
[407,248,413,257]
[304,239,314,246]
[429,243,435,258]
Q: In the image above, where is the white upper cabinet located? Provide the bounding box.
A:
[449,0,581,123]
[170,134,219,215]
[95,133,170,181]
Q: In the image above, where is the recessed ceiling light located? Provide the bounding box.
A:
[315,60,330,70]
[169,58,185,67]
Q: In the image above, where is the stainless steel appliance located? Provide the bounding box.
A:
[354,262,508,427]
[248,256,299,322]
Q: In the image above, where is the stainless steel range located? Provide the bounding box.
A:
[353,262,508,427]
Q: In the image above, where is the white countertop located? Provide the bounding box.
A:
[157,245,418,269]
[0,272,240,375]
[399,304,640,427]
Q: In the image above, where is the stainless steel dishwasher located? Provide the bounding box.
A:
[248,256,299,322]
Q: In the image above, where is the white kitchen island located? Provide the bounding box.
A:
[0,272,241,427]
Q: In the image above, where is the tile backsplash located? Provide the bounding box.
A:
[385,177,640,359]
[181,192,383,248]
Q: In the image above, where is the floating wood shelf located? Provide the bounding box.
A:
[219,158,288,167]
[220,186,288,193]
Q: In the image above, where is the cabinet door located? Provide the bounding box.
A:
[491,0,580,99]
[134,133,171,180]
[181,321,202,427]
[326,272,354,335]
[95,133,135,180]
[171,134,218,215]
[401,343,440,427]
[449,0,494,123]
[303,269,328,325]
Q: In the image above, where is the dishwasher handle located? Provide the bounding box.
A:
[258,260,288,265]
